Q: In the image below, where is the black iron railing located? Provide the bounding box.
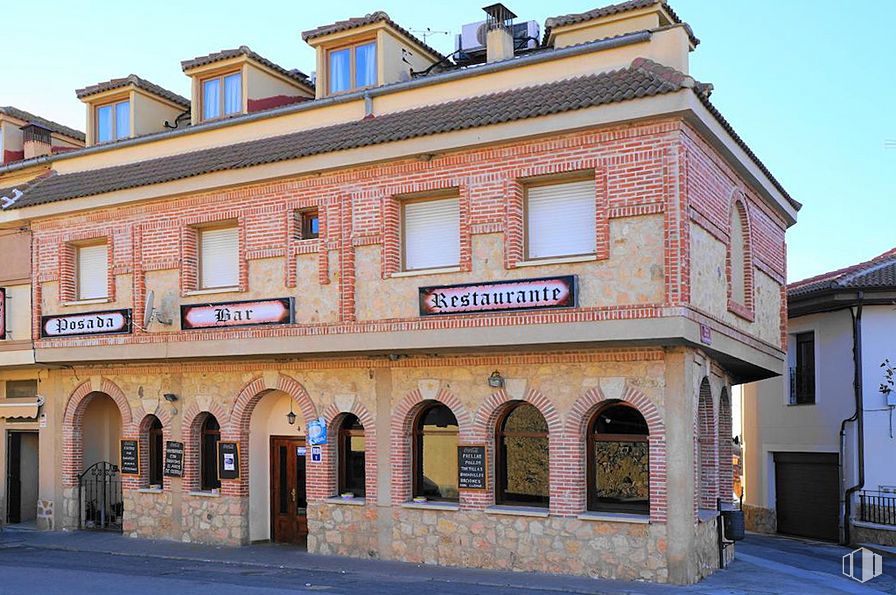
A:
[859,490,896,526]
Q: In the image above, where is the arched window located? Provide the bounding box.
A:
[729,201,749,306]
[412,402,458,502]
[148,416,163,488]
[200,415,221,491]
[496,402,549,507]
[588,402,649,514]
[338,414,365,497]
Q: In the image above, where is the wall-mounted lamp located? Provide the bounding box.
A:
[286,400,296,425]
[163,393,178,403]
[488,371,505,388]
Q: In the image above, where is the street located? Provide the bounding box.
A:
[0,528,893,594]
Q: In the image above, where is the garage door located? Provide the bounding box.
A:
[774,452,839,541]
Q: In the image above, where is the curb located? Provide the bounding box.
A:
[858,543,896,559]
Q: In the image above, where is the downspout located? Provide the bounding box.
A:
[841,293,865,545]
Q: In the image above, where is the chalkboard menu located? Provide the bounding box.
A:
[163,441,184,477]
[458,445,487,490]
[217,441,240,481]
[120,440,139,476]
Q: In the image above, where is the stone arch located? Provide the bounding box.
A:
[727,190,754,313]
[181,401,230,492]
[472,387,562,441]
[228,374,317,437]
[321,401,377,501]
[62,379,134,489]
[389,387,472,505]
[697,377,718,510]
[560,384,667,521]
[718,387,733,504]
[136,412,169,489]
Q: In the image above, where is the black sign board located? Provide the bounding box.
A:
[163,441,184,477]
[120,439,139,476]
[41,309,132,338]
[217,441,240,481]
[420,276,577,316]
[457,445,487,490]
[0,287,6,340]
[181,298,294,330]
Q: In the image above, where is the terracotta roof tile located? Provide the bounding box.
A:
[7,63,684,210]
[75,74,190,109]
[181,46,313,92]
[0,106,85,142]
[544,0,699,47]
[789,248,896,298]
[301,11,446,61]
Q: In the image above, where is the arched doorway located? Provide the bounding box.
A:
[78,392,123,531]
[248,390,307,545]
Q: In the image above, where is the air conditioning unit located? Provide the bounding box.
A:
[455,20,540,54]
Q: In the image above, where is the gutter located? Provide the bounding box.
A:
[840,292,865,545]
[0,31,653,174]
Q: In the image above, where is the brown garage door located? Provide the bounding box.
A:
[774,452,839,541]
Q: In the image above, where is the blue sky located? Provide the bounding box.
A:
[3,1,893,282]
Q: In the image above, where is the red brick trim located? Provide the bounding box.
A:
[181,401,230,492]
[718,388,733,505]
[697,377,718,512]
[389,388,472,505]
[224,374,320,499]
[180,214,246,295]
[560,385,667,521]
[726,191,755,321]
[320,402,377,501]
[62,378,134,489]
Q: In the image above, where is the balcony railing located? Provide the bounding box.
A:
[859,490,896,526]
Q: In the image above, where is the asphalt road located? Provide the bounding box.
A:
[0,529,893,594]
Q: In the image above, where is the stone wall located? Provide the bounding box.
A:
[181,493,246,545]
[123,490,174,539]
[308,504,669,582]
[692,517,721,580]
[743,504,776,534]
[852,522,896,547]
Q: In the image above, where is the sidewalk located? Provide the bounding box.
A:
[1,527,893,594]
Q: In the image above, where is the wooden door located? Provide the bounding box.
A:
[270,436,308,545]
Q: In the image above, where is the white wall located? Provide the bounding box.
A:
[81,393,121,470]
[248,390,305,542]
[742,309,857,509]
[858,305,896,493]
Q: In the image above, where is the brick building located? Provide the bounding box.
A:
[0,1,798,584]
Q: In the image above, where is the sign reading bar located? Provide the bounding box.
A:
[419,276,577,316]
[0,287,6,340]
[120,439,139,476]
[41,309,131,338]
[163,441,184,477]
[217,441,240,480]
[457,445,487,490]
[181,298,294,330]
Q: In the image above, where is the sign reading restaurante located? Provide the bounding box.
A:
[40,309,132,338]
[419,276,577,316]
[181,298,294,330]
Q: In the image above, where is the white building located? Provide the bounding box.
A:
[742,248,896,545]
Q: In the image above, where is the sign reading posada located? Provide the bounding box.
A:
[41,309,132,338]
[181,298,294,330]
[419,276,577,316]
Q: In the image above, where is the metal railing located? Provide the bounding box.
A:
[859,490,896,526]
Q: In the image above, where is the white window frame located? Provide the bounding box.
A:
[198,225,240,290]
[76,242,109,300]
[525,178,596,261]
[401,196,460,272]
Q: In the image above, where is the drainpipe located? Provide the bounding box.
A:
[841,293,865,545]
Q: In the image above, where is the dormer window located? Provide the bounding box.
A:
[96,100,129,143]
[202,72,242,121]
[328,41,376,94]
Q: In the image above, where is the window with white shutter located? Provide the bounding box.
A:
[199,226,239,289]
[402,197,460,271]
[77,243,109,300]
[526,179,596,260]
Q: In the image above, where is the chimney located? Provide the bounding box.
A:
[21,123,52,159]
[483,3,516,63]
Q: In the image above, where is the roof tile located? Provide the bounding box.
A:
[0,106,85,142]
[75,74,190,109]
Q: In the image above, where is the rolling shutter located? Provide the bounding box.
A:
[200,227,239,289]
[403,198,460,271]
[527,180,596,259]
[77,244,108,300]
